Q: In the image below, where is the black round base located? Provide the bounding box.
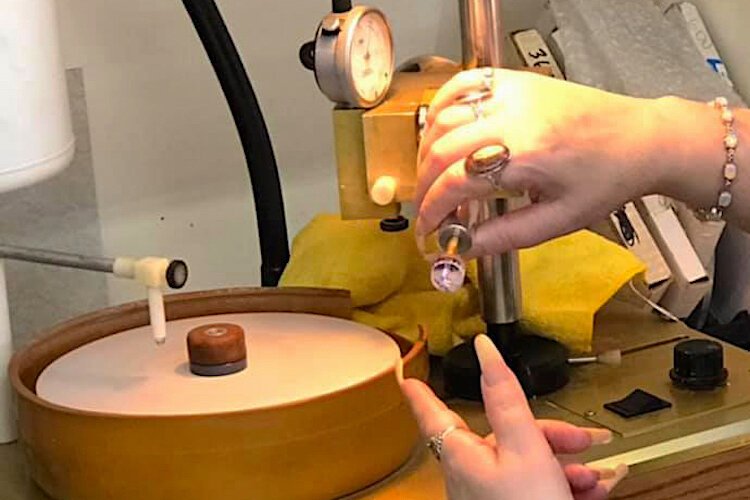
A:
[189,358,247,377]
[670,367,728,391]
[443,329,569,400]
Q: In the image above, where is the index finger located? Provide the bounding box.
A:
[415,119,500,213]
[426,69,489,127]
[475,335,549,454]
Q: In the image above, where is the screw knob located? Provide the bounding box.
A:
[670,339,728,390]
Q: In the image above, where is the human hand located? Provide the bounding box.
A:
[401,335,628,500]
[415,68,663,257]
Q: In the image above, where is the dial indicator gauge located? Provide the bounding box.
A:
[348,11,393,105]
[314,6,395,109]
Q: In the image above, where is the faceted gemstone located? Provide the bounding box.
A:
[716,97,729,108]
[724,163,738,181]
[430,257,466,293]
[718,191,733,208]
[722,109,734,124]
[725,133,738,149]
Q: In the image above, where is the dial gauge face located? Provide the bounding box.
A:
[348,11,394,105]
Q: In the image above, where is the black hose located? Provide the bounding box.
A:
[181,0,290,286]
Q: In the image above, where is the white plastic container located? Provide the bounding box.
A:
[0,0,74,443]
[0,0,74,192]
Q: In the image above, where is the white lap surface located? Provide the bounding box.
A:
[36,313,400,416]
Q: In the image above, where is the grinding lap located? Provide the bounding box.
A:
[36,313,401,416]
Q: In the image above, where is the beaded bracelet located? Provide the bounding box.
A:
[696,97,738,222]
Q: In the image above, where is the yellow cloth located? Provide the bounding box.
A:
[280,214,645,355]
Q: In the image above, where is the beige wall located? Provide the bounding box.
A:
[55,0,546,304]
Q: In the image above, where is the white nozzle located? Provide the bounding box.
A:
[147,287,167,346]
[113,257,170,288]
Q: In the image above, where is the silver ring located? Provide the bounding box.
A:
[469,99,484,120]
[457,90,492,122]
[457,89,493,106]
[427,424,459,461]
[481,67,495,92]
[417,104,429,141]
[464,144,512,190]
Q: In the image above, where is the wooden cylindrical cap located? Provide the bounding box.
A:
[187,323,247,376]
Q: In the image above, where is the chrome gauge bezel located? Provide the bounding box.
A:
[314,5,394,109]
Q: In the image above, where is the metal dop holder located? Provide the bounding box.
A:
[441,1,569,399]
[477,199,522,324]
[458,0,520,326]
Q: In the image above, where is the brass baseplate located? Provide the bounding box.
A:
[532,301,750,474]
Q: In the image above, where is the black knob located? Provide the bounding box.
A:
[670,339,728,390]
[332,0,352,13]
[299,41,316,71]
[166,260,189,290]
[380,216,409,233]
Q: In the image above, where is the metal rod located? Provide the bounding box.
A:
[477,199,521,324]
[459,0,504,69]
[568,356,597,364]
[459,0,521,325]
[622,336,691,356]
[0,244,115,274]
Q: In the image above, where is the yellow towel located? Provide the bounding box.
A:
[280,214,645,355]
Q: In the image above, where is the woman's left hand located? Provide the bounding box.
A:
[401,335,628,500]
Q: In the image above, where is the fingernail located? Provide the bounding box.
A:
[475,335,503,386]
[395,357,405,385]
[610,463,629,488]
[415,234,427,256]
[414,215,428,237]
[615,463,629,478]
[591,467,617,480]
[586,427,613,445]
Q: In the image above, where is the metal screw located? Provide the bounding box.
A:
[322,17,341,34]
[205,327,228,337]
[584,410,597,418]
